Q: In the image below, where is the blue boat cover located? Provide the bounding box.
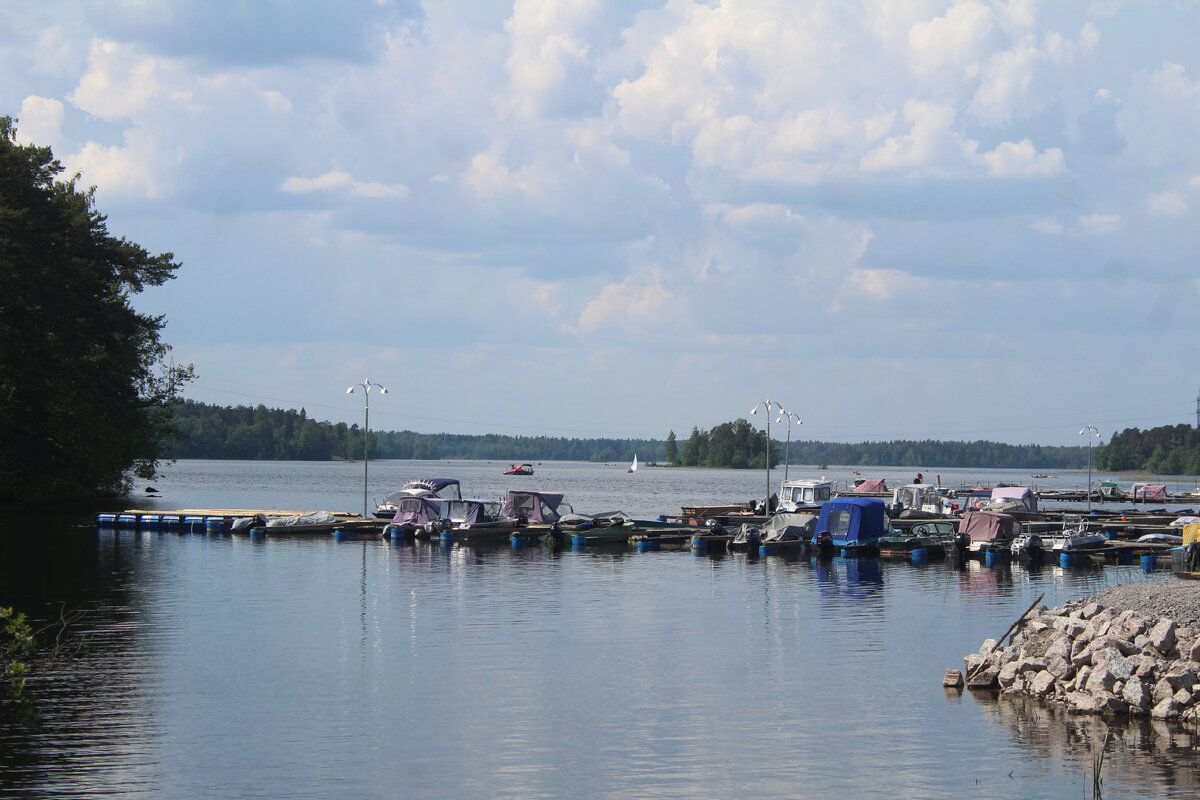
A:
[815,496,890,547]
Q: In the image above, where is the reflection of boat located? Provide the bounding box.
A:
[504,463,534,475]
[627,454,638,473]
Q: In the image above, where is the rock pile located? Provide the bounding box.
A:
[960,599,1200,723]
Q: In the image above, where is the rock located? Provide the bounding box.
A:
[1148,618,1178,653]
[998,662,1021,688]
[1186,637,1200,663]
[1025,620,1050,635]
[1173,688,1194,706]
[1117,610,1148,638]
[1085,665,1117,694]
[1123,677,1153,712]
[967,665,1000,689]
[1153,678,1176,705]
[1164,666,1200,692]
[1050,617,1089,637]
[1075,665,1093,691]
[1151,697,1183,720]
[1030,670,1057,696]
[1017,657,1046,675]
[1099,649,1135,680]
[1135,656,1160,680]
[964,653,985,674]
[1046,654,1075,680]
[943,669,964,688]
[979,638,998,655]
[1080,602,1102,619]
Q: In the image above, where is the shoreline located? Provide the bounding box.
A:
[959,577,1200,723]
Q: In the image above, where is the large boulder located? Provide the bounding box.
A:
[1029,670,1057,696]
[1122,677,1153,712]
[1148,618,1178,654]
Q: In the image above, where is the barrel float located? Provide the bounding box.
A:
[116,513,138,528]
[759,544,774,556]
[1059,552,1077,568]
[691,536,707,555]
[1117,549,1133,565]
[1141,554,1157,571]
[183,515,205,534]
[911,547,928,562]
[571,534,588,547]
[96,513,117,528]
[984,550,1000,566]
[440,530,455,543]
[637,539,661,552]
[161,515,180,530]
[333,528,355,540]
[205,517,225,535]
[138,514,160,531]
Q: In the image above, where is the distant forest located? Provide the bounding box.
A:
[162,400,1109,469]
[1095,424,1200,475]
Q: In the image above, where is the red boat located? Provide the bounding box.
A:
[504,463,534,476]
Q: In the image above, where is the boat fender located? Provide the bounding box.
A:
[422,522,437,537]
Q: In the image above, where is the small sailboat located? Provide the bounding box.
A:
[627,454,638,473]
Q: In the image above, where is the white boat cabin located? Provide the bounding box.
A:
[891,483,955,517]
[777,479,833,513]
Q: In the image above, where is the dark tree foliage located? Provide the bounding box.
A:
[0,117,193,502]
[677,419,778,469]
[776,439,1089,470]
[1095,424,1200,475]
[164,400,666,463]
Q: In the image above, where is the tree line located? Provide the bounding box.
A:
[1095,424,1200,476]
[165,401,1103,470]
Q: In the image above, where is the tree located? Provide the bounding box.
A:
[0,117,193,502]
[664,430,679,465]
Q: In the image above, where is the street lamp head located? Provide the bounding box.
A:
[346,386,355,394]
[379,386,389,395]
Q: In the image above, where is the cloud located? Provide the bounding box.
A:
[908,1,994,75]
[577,269,673,333]
[982,138,1065,178]
[15,95,64,147]
[847,268,911,300]
[1146,190,1187,218]
[1075,214,1121,235]
[280,170,409,199]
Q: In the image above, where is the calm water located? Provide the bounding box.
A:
[2,460,1199,800]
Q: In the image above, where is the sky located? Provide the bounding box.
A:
[3,0,1198,447]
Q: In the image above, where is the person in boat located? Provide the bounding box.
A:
[914,473,923,484]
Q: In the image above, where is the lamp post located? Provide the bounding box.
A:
[776,409,802,483]
[347,378,388,519]
[750,399,780,515]
[1079,424,1100,512]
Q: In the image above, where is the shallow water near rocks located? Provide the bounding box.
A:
[2,460,1198,799]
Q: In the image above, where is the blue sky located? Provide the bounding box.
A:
[4,0,1197,446]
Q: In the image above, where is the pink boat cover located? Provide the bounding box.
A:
[852,478,888,493]
[1132,484,1167,500]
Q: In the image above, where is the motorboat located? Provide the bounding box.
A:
[815,497,890,556]
[504,463,534,476]
[877,520,957,559]
[960,510,1021,560]
[758,512,817,554]
[374,478,462,519]
[776,479,833,513]
[889,483,955,519]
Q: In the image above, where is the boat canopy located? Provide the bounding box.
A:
[816,497,890,547]
[959,510,1019,543]
[851,478,887,493]
[501,490,566,524]
[989,486,1038,513]
[1131,483,1167,501]
[761,512,817,542]
[390,496,451,527]
[403,478,462,500]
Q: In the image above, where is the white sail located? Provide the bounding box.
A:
[628,454,638,473]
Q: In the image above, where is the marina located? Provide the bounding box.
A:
[4,459,1200,800]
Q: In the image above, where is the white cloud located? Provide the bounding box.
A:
[847,268,912,300]
[1147,190,1187,218]
[982,138,1064,177]
[503,0,596,118]
[860,101,975,175]
[68,39,194,121]
[68,134,159,198]
[908,2,994,75]
[280,170,409,200]
[706,202,805,229]
[577,269,673,333]
[15,95,64,147]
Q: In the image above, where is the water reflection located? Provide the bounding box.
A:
[975,692,1200,799]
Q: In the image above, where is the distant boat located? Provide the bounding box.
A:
[627,455,638,474]
[504,463,534,476]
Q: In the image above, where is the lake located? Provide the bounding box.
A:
[2,460,1199,799]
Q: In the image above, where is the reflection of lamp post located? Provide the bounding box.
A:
[750,399,780,515]
[347,378,388,519]
[1079,424,1100,512]
[776,409,802,483]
